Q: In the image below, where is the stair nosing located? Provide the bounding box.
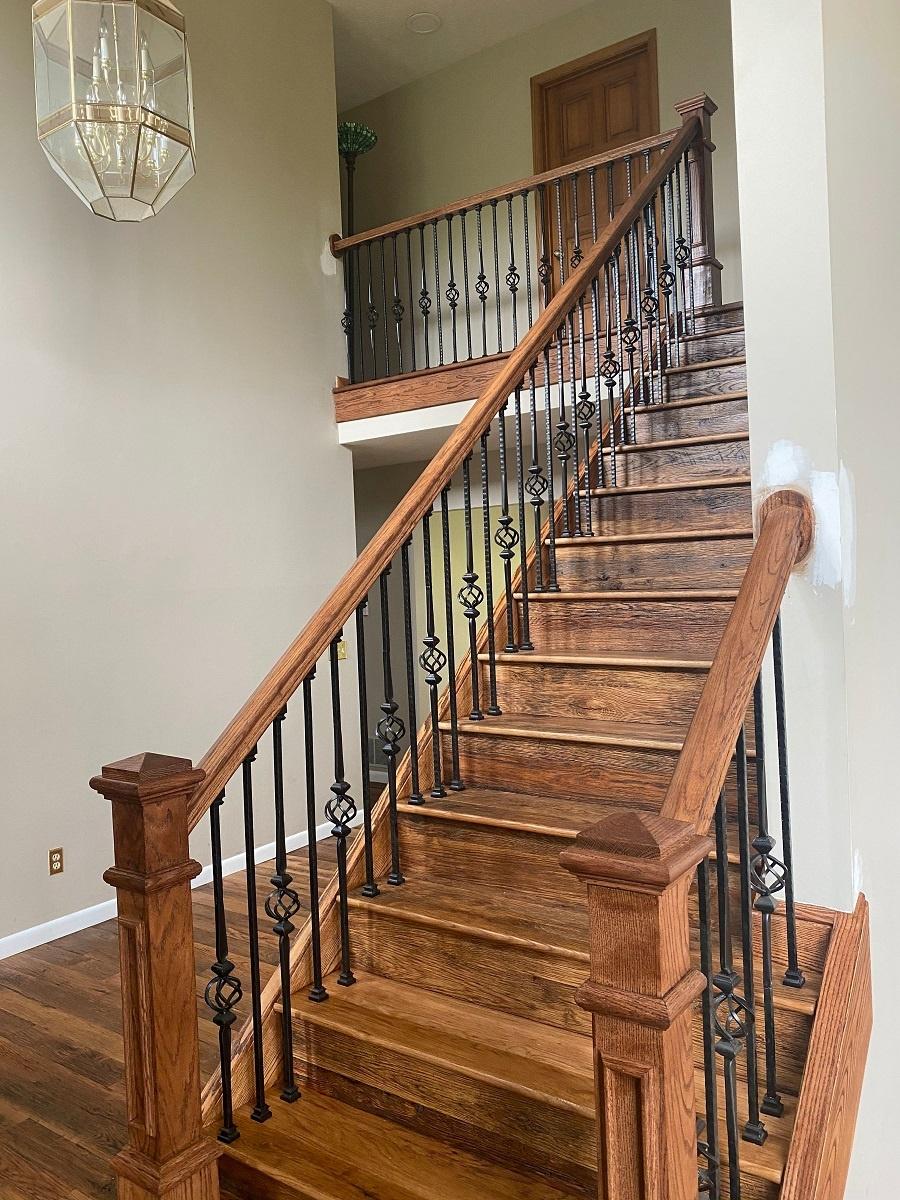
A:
[665,354,746,375]
[682,324,745,341]
[551,525,753,547]
[479,651,713,670]
[633,389,747,412]
[520,588,739,601]
[601,430,749,454]
[438,717,684,753]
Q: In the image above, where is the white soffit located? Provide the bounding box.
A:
[330,0,596,111]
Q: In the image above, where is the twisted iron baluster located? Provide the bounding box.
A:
[736,728,767,1145]
[205,792,243,1143]
[480,430,501,714]
[265,707,301,1102]
[526,366,549,593]
[491,199,503,353]
[379,238,390,374]
[459,454,485,719]
[433,218,445,366]
[713,788,745,1199]
[537,182,552,308]
[327,636,356,988]
[446,213,459,363]
[340,243,355,383]
[513,386,534,648]
[302,672,327,1001]
[420,508,448,796]
[506,196,520,345]
[460,209,474,359]
[418,224,431,368]
[401,538,424,805]
[440,487,464,789]
[601,258,621,487]
[390,234,404,375]
[772,614,805,988]
[475,204,489,356]
[496,403,520,652]
[355,601,378,898]
[378,566,406,883]
[681,148,698,333]
[697,857,721,1197]
[241,747,272,1123]
[365,241,379,378]
[405,228,417,371]
[542,346,560,590]
[553,178,574,534]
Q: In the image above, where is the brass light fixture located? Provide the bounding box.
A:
[32,0,196,222]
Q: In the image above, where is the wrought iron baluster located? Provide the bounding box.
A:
[575,290,594,532]
[601,258,621,487]
[302,673,327,1001]
[353,244,365,381]
[537,183,552,308]
[327,636,356,988]
[378,566,406,883]
[405,228,417,372]
[491,199,503,353]
[611,244,630,448]
[506,196,520,346]
[418,224,431,369]
[681,148,698,333]
[713,788,744,1200]
[241,747,272,1123]
[446,213,459,363]
[340,245,355,383]
[587,174,606,493]
[440,487,464,789]
[460,455,484,719]
[401,539,424,805]
[772,614,805,987]
[661,172,680,366]
[622,216,642,444]
[432,219,445,367]
[266,707,301,1103]
[365,241,379,378]
[496,404,520,652]
[673,159,690,343]
[460,209,474,360]
[570,173,583,269]
[542,347,560,590]
[420,508,447,796]
[523,190,535,333]
[355,601,378,898]
[390,234,404,376]
[379,238,390,375]
[697,857,721,1198]
[736,728,766,1145]
[553,178,574,534]
[526,366,549,593]
[513,385,534,648]
[647,183,667,402]
[625,156,651,413]
[480,430,502,713]
[476,204,490,357]
[751,677,785,1117]
[205,792,243,1143]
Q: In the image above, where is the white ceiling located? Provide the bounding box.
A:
[330,0,595,111]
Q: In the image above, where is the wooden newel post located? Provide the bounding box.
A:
[560,811,713,1200]
[674,94,723,309]
[91,753,221,1200]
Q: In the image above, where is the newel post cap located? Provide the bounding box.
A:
[560,810,713,891]
[91,751,205,803]
[674,93,718,121]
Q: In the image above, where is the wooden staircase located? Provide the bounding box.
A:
[210,310,821,1200]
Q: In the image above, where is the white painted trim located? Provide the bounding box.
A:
[0,819,340,962]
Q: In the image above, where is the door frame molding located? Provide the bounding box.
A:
[530,29,661,175]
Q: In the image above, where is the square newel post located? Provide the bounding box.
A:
[91,753,221,1200]
[674,94,723,309]
[560,812,713,1200]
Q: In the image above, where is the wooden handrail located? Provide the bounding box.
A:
[661,488,814,834]
[186,116,701,829]
[330,128,676,254]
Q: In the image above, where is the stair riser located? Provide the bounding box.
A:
[590,482,751,536]
[291,1022,596,1190]
[486,660,708,725]
[678,329,745,362]
[441,729,677,808]
[632,395,748,441]
[351,904,592,1035]
[692,305,745,333]
[666,362,746,400]
[552,536,753,591]
[522,597,734,657]
[600,437,750,486]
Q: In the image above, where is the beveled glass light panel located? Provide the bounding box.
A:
[32,0,195,222]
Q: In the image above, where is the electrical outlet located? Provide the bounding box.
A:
[337,639,348,662]
[49,847,64,876]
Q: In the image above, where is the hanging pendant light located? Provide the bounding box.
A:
[32,0,196,222]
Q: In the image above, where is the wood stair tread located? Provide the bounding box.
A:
[602,430,749,454]
[479,649,713,669]
[693,1070,794,1186]
[220,1088,576,1200]
[636,388,747,409]
[666,354,746,374]
[552,525,752,546]
[401,784,656,841]
[351,874,593,960]
[440,712,689,751]
[591,474,751,497]
[683,324,745,341]
[520,588,740,601]
[288,971,597,1118]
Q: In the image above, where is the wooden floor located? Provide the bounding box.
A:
[0,838,338,1200]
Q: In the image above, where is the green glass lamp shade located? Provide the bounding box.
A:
[338,121,377,161]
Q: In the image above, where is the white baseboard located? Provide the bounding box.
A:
[0,819,338,962]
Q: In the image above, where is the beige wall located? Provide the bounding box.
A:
[342,0,741,302]
[0,0,359,945]
[732,0,900,1189]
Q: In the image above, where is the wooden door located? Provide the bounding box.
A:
[532,32,659,280]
